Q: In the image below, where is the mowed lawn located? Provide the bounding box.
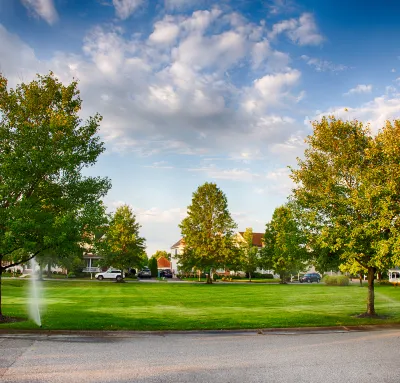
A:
[1,279,400,330]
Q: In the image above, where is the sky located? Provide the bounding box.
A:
[1,0,400,256]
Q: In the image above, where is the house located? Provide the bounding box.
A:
[170,238,185,274]
[234,231,264,248]
[170,231,269,275]
[82,252,102,273]
[157,256,171,270]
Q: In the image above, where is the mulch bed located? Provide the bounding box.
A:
[0,316,26,323]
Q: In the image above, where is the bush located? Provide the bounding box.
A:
[252,273,274,279]
[149,257,158,277]
[377,280,392,286]
[323,275,349,286]
[67,272,76,278]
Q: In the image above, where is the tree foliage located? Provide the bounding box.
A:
[178,182,237,283]
[291,116,400,315]
[0,72,110,317]
[152,250,171,261]
[236,228,260,281]
[149,256,158,277]
[98,205,146,279]
[260,203,308,283]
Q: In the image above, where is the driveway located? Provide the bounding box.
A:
[1,328,399,383]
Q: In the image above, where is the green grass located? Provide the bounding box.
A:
[1,279,400,331]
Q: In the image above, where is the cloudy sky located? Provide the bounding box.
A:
[1,0,400,256]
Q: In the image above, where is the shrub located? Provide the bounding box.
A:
[377,280,392,286]
[67,272,76,278]
[252,273,274,279]
[323,275,349,286]
[149,257,158,277]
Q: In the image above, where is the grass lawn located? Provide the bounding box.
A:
[1,279,400,331]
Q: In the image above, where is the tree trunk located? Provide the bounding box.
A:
[366,266,376,316]
[279,272,286,284]
[206,268,213,284]
[39,264,43,280]
[249,272,252,282]
[47,262,52,278]
[359,273,363,286]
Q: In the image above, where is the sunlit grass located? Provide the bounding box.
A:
[1,279,399,330]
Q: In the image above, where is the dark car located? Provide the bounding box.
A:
[160,269,173,278]
[300,273,321,283]
[138,268,152,278]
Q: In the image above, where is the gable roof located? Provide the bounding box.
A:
[238,232,264,247]
[157,256,171,268]
[171,238,184,249]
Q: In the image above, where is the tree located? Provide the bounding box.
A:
[291,116,400,316]
[98,205,146,280]
[0,72,111,319]
[237,228,260,281]
[149,256,158,277]
[178,182,237,283]
[260,204,308,283]
[152,250,171,261]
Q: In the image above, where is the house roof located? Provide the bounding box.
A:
[83,252,102,259]
[171,238,184,249]
[157,256,171,268]
[238,232,264,247]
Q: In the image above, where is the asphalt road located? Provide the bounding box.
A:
[1,329,400,383]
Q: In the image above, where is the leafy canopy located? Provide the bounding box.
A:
[0,72,110,272]
[178,182,237,272]
[260,203,308,281]
[98,205,146,274]
[291,116,400,314]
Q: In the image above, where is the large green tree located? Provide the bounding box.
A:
[291,116,400,316]
[98,205,146,280]
[0,72,110,319]
[178,182,237,283]
[260,203,308,283]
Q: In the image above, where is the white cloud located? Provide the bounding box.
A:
[144,161,174,169]
[21,0,58,25]
[188,165,260,182]
[149,17,180,44]
[164,0,199,10]
[264,167,294,195]
[112,0,144,20]
[269,13,323,46]
[0,5,308,164]
[301,55,348,72]
[344,84,372,96]
[314,95,400,134]
[242,70,301,113]
[136,207,187,223]
[268,0,297,15]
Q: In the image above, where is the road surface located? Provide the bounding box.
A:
[1,328,399,382]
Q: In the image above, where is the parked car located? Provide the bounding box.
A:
[95,269,123,281]
[138,268,152,278]
[160,269,173,278]
[300,273,321,283]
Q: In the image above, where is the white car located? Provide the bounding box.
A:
[95,269,123,281]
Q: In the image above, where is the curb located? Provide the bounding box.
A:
[1,324,400,338]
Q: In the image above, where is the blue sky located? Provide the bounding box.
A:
[1,0,400,256]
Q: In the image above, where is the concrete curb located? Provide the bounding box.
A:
[1,324,400,338]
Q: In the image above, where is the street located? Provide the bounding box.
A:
[1,328,400,382]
